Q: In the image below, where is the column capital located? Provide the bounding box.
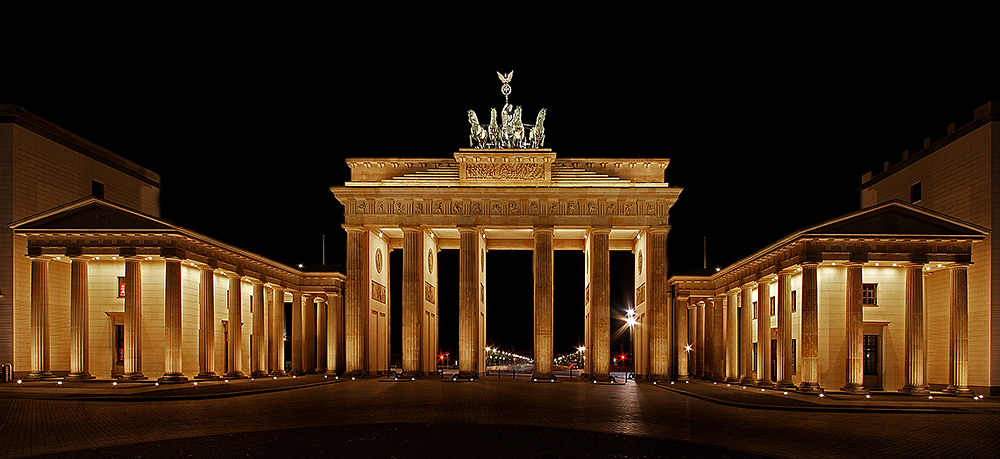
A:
[457,225,480,234]
[948,262,970,269]
[588,227,612,236]
[533,226,554,234]
[342,224,366,233]
[778,267,796,276]
[400,226,422,234]
[740,281,756,290]
[646,226,670,235]
[799,261,820,268]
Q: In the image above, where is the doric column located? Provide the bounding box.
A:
[159,258,187,382]
[711,295,725,382]
[225,273,246,378]
[196,266,218,379]
[900,263,930,394]
[755,278,770,386]
[775,269,794,389]
[269,287,286,376]
[533,227,554,380]
[797,263,822,392]
[725,290,739,383]
[67,257,93,380]
[842,263,866,393]
[28,257,53,380]
[251,281,267,377]
[688,301,697,377]
[739,283,754,385]
[675,294,689,381]
[344,226,367,376]
[327,287,343,376]
[291,291,304,375]
[122,257,146,380]
[303,293,316,374]
[316,295,328,374]
[945,263,971,394]
[589,228,611,381]
[695,300,705,379]
[458,226,480,379]
[401,227,423,377]
[647,228,670,381]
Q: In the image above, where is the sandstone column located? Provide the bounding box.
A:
[291,291,304,375]
[225,273,245,378]
[270,287,286,376]
[28,257,53,380]
[159,258,186,382]
[251,281,267,377]
[775,269,794,389]
[196,266,218,379]
[711,295,725,382]
[755,278,770,386]
[675,294,689,381]
[797,263,822,392]
[695,300,705,379]
[900,263,930,394]
[842,263,866,393]
[458,227,480,379]
[725,290,739,383]
[402,227,423,377]
[739,283,754,385]
[589,228,611,381]
[344,226,367,377]
[303,293,316,374]
[122,257,145,380]
[67,257,93,379]
[945,263,970,393]
[533,227,554,380]
[316,295,328,374]
[327,287,343,376]
[646,228,670,381]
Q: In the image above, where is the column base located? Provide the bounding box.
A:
[250,370,269,378]
[647,374,671,383]
[899,384,930,395]
[739,377,754,386]
[841,382,869,394]
[25,371,57,381]
[796,382,824,394]
[325,370,340,377]
[195,372,221,380]
[531,372,555,382]
[774,381,796,390]
[269,369,287,377]
[676,375,690,382]
[65,372,95,380]
[344,370,367,379]
[943,385,974,395]
[304,369,317,375]
[157,374,189,383]
[725,376,741,384]
[456,371,479,380]
[754,379,774,388]
[223,371,247,379]
[119,373,147,381]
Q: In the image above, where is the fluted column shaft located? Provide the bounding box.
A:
[775,270,793,388]
[402,227,423,376]
[344,226,366,376]
[251,282,267,377]
[270,287,286,376]
[197,267,217,379]
[842,263,865,392]
[327,288,343,375]
[647,229,670,380]
[160,259,186,382]
[675,295,689,381]
[123,258,145,380]
[226,274,245,378]
[589,228,611,381]
[711,295,724,382]
[291,291,304,375]
[756,279,770,386]
[901,263,929,394]
[28,258,52,379]
[458,227,480,379]
[739,284,754,385]
[695,301,705,378]
[797,263,821,392]
[68,258,92,379]
[533,227,554,380]
[946,264,970,393]
[316,296,328,374]
[303,294,316,374]
[725,290,739,383]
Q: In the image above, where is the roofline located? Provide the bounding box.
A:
[0,104,161,187]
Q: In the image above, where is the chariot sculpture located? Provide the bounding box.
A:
[468,70,547,149]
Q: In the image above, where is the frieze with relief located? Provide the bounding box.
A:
[348,197,667,220]
[466,163,545,180]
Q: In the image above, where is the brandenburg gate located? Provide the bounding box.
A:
[330,73,681,381]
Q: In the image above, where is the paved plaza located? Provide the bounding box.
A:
[2,375,999,458]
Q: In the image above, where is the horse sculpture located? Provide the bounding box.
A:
[467,109,489,148]
[528,107,546,148]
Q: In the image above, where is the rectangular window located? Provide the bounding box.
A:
[791,290,797,313]
[910,182,922,203]
[117,276,126,298]
[791,339,797,374]
[770,296,776,316]
[752,301,758,319]
[862,283,877,306]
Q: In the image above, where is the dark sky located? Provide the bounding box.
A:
[7,24,998,360]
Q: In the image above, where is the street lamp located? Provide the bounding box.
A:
[625,309,637,381]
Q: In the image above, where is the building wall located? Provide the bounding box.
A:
[368,231,389,373]
[633,230,648,377]
[861,120,996,389]
[423,230,438,373]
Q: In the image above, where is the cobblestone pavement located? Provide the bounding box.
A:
[2,375,999,458]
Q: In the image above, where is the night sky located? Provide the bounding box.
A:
[7,25,998,362]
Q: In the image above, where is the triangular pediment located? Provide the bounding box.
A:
[803,201,986,238]
[10,198,173,232]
